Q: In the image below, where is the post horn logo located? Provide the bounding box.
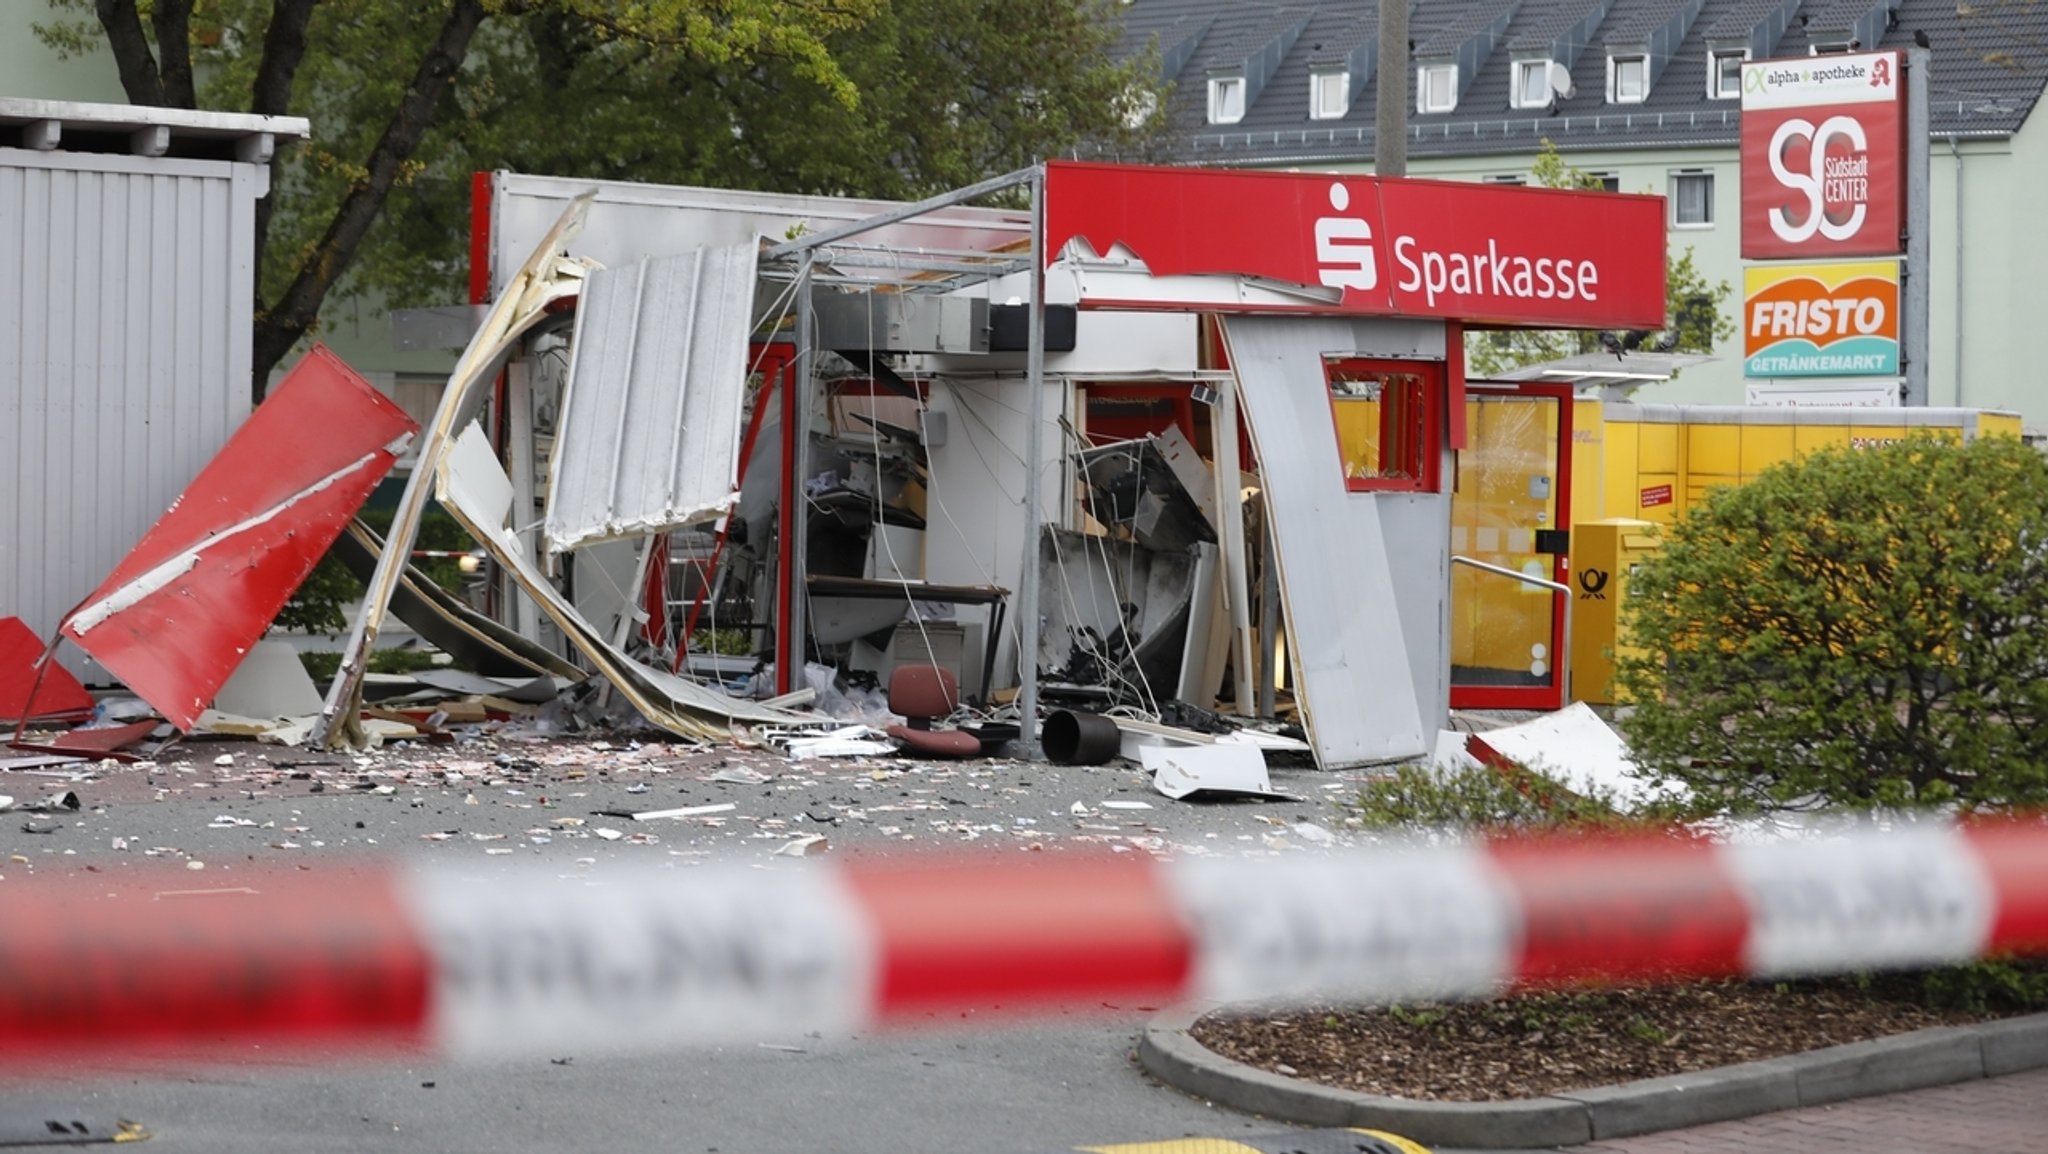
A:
[1579,568,1610,600]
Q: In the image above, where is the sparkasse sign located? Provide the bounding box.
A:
[1042,161,1668,329]
[1740,52,1905,260]
[1743,260,1900,377]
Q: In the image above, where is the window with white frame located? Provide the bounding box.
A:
[1587,171,1621,192]
[1709,49,1746,98]
[1209,76,1246,124]
[1513,59,1555,108]
[1482,173,1526,184]
[1609,55,1648,102]
[1671,170,1713,227]
[1311,70,1350,119]
[1419,63,1457,113]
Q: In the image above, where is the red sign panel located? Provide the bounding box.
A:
[59,346,417,730]
[1641,484,1674,508]
[1739,52,1905,260]
[1044,161,1668,329]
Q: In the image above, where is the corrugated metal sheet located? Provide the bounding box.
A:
[0,149,259,679]
[543,244,758,554]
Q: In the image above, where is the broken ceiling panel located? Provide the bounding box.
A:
[544,243,759,554]
[440,422,817,739]
[58,345,416,731]
[328,520,583,682]
[314,193,594,749]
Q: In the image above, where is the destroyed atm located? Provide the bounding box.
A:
[441,161,1666,768]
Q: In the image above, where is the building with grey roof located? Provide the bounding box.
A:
[1101,0,2048,426]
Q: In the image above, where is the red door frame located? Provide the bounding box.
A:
[1449,381,1574,712]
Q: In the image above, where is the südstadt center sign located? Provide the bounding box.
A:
[1740,51,1905,260]
[1043,161,1668,330]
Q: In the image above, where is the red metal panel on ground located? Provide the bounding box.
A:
[58,346,418,731]
[0,616,94,724]
[9,719,159,762]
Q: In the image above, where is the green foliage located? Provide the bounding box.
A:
[1465,140,1735,378]
[1623,1016,1669,1044]
[1920,959,2048,1013]
[275,508,475,637]
[298,646,447,685]
[1616,434,2048,814]
[37,0,1158,380]
[1351,761,1633,830]
[1385,1003,1445,1029]
[271,553,363,635]
[352,0,1160,306]
[691,628,753,656]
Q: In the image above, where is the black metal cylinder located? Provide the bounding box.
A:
[1041,709,1121,765]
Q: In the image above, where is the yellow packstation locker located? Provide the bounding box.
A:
[1569,518,1661,705]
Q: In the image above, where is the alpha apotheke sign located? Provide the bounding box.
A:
[1740,51,1905,260]
[1044,161,1668,329]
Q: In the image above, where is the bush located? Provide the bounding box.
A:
[1616,434,2048,814]
[273,505,476,636]
[297,647,447,684]
[1921,959,2048,1013]
[1353,761,1632,830]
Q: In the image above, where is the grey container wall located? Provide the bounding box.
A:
[0,149,263,680]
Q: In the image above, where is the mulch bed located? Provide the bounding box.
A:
[1190,976,2038,1102]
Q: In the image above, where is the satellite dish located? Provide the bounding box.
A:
[1548,60,1576,100]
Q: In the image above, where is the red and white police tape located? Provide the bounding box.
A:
[3,817,2046,1061]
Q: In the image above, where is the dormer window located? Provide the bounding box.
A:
[1209,76,1246,124]
[1512,59,1557,109]
[1709,49,1745,98]
[1810,41,1855,55]
[1419,63,1458,113]
[1609,55,1648,103]
[1311,70,1351,119]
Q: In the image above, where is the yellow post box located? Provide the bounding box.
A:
[1569,518,1662,705]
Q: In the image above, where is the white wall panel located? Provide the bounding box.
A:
[1222,315,1450,767]
[0,149,258,679]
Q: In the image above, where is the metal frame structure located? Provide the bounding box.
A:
[756,165,1052,742]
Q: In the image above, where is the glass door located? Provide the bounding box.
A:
[1449,383,1573,710]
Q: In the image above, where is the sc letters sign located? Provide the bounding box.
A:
[1740,52,1905,260]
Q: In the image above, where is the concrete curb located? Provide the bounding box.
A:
[1138,1001,2048,1149]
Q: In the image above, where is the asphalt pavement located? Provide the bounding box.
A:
[8,730,2035,1154]
[0,731,1361,1153]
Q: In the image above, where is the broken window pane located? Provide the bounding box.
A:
[1325,362,1440,492]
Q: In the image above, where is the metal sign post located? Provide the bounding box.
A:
[1904,47,1932,406]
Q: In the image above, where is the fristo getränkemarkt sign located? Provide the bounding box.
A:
[1743,260,1901,377]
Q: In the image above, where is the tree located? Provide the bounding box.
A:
[39,1,1156,398]
[1615,434,2048,815]
[1464,140,1735,378]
